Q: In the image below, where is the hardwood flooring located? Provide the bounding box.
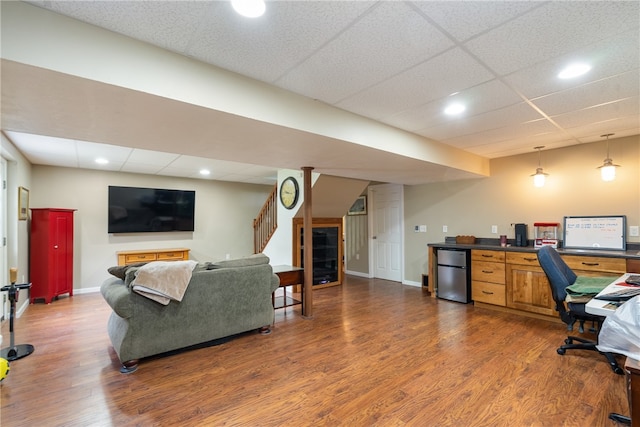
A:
[0,275,629,426]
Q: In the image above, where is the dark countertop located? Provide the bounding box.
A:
[428,238,640,259]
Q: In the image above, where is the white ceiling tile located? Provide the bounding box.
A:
[442,118,561,150]
[416,102,543,142]
[3,131,79,167]
[504,29,640,99]
[531,71,640,117]
[186,1,376,83]
[277,1,454,104]
[127,149,180,166]
[75,140,132,163]
[413,1,541,42]
[338,48,495,121]
[551,96,640,130]
[465,1,640,76]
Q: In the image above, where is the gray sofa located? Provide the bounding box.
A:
[100,253,279,373]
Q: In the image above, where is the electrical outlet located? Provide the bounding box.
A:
[491,225,498,234]
[630,226,640,237]
[442,225,448,233]
[419,225,427,232]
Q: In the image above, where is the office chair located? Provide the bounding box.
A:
[537,246,623,375]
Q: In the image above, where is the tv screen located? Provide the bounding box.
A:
[108,186,195,233]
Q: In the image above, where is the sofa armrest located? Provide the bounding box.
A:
[100,277,133,319]
[271,273,280,293]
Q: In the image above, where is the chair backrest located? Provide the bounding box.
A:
[537,245,577,305]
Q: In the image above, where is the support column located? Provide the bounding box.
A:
[302,166,314,318]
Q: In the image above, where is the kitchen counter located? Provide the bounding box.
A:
[426,239,640,317]
[428,238,640,259]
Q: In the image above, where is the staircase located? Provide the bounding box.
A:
[253,184,277,253]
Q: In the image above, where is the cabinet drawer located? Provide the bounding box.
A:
[506,252,540,266]
[562,255,626,274]
[125,253,157,263]
[472,250,505,263]
[472,261,505,284]
[157,251,187,261]
[472,281,506,306]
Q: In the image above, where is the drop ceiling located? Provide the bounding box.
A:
[2,0,639,185]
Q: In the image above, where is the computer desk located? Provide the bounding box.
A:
[586,273,639,427]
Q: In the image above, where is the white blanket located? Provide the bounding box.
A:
[131,260,198,305]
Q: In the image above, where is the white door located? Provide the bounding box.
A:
[370,184,402,282]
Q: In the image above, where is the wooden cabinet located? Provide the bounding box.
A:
[29,208,76,304]
[505,253,555,317]
[116,248,190,266]
[293,218,343,289]
[562,255,626,276]
[471,250,505,306]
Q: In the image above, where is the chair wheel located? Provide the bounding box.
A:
[613,366,624,375]
[557,348,566,355]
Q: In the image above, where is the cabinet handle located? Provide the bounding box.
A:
[482,290,494,295]
[54,245,58,249]
[524,257,537,262]
[481,254,494,258]
[482,270,494,274]
[582,262,599,266]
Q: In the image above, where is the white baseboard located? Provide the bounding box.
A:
[74,287,101,295]
[344,270,372,278]
[402,280,421,287]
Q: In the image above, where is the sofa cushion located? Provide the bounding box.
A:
[107,262,147,280]
[207,253,270,269]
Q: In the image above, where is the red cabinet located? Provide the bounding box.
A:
[30,208,76,304]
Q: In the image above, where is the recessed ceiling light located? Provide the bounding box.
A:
[444,103,466,115]
[95,158,109,165]
[558,63,591,79]
[231,0,265,18]
[199,169,211,176]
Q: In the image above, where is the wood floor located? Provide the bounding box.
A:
[0,275,630,426]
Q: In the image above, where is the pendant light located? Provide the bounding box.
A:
[598,133,619,182]
[531,146,548,187]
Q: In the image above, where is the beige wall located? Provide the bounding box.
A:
[404,135,640,284]
[30,166,272,291]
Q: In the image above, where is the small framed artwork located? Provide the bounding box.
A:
[18,186,29,221]
[348,195,367,216]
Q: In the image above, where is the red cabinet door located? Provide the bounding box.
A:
[30,208,76,303]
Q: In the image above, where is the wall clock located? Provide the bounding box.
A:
[279,176,299,210]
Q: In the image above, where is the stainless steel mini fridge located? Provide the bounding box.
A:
[436,248,471,303]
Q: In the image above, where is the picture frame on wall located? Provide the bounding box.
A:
[348,195,367,215]
[18,186,29,221]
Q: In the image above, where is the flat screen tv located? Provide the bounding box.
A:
[108,186,195,233]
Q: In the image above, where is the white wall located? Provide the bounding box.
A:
[30,166,272,291]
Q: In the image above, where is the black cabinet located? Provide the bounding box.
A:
[293,218,343,288]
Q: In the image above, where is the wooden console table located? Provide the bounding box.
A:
[116,248,190,266]
[272,266,304,310]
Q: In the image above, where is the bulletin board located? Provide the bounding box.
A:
[563,215,626,251]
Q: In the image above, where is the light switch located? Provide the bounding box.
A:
[630,226,640,237]
[442,225,448,233]
[491,225,498,234]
